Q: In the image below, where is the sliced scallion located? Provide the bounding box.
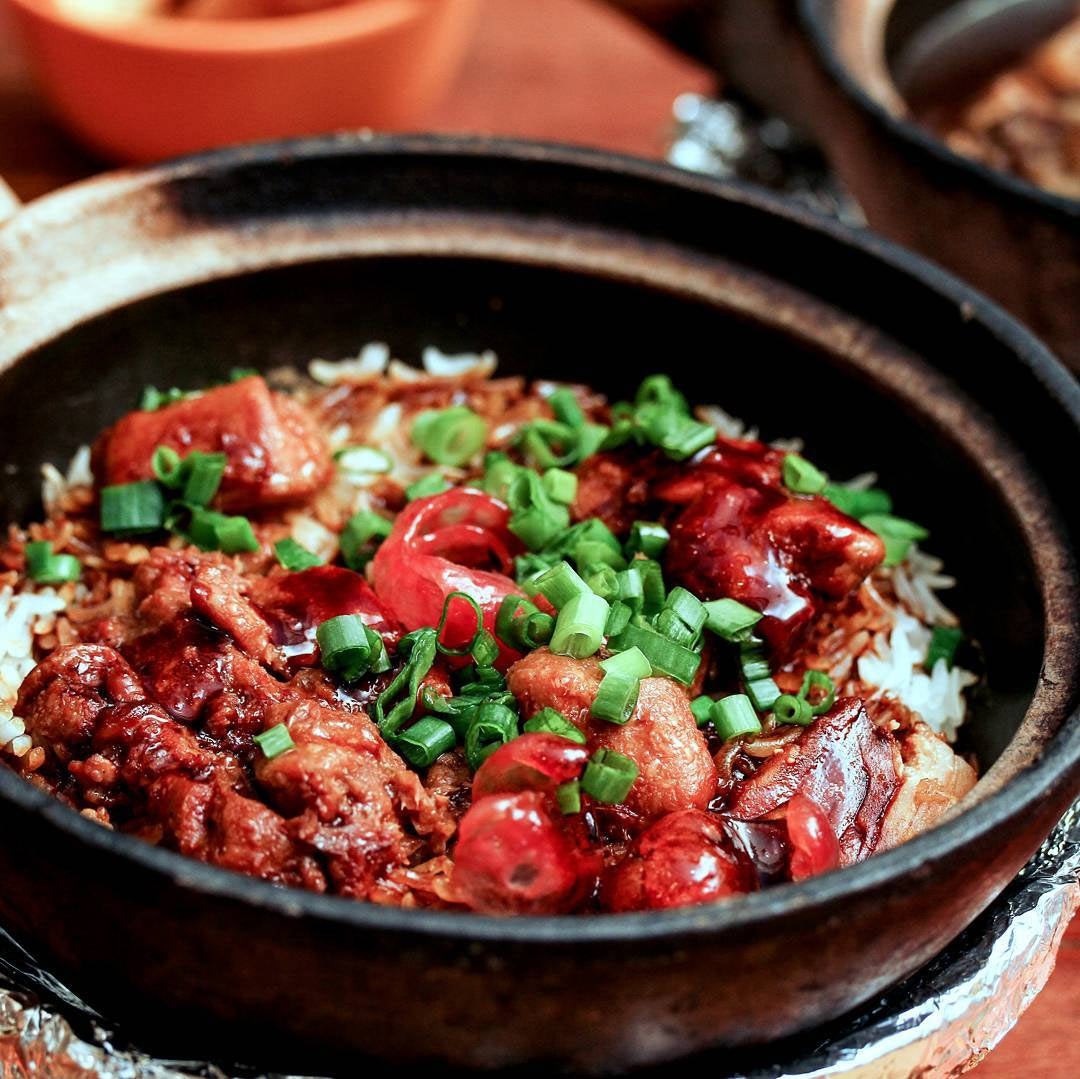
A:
[405,474,452,502]
[395,716,457,768]
[772,693,814,726]
[591,646,651,724]
[782,454,828,494]
[24,540,81,585]
[581,748,639,804]
[556,780,582,815]
[690,695,714,727]
[607,621,700,686]
[550,590,609,659]
[703,597,762,642]
[334,445,393,474]
[317,614,375,682]
[531,560,590,610]
[926,626,964,672]
[464,701,519,771]
[799,669,836,715]
[625,521,670,559]
[523,707,586,744]
[254,723,295,761]
[711,694,763,740]
[411,406,489,467]
[100,481,165,535]
[542,468,578,506]
[340,510,392,570]
[274,538,323,572]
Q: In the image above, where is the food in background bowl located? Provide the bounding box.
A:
[0,347,979,915]
[915,11,1080,198]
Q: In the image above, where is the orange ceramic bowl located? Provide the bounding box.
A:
[4,0,480,162]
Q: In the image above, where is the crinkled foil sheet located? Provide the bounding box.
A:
[0,96,1073,1079]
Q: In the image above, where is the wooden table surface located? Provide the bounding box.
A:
[0,0,1075,1071]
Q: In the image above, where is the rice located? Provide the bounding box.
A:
[0,584,66,753]
[4,346,980,755]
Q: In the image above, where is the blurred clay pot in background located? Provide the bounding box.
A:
[3,0,480,162]
[711,0,1080,370]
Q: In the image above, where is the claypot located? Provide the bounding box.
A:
[0,136,1076,1074]
[711,0,1080,369]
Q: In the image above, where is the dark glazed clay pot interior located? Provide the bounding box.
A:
[0,137,1077,1074]
[793,0,1080,370]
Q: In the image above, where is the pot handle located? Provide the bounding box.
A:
[0,176,22,226]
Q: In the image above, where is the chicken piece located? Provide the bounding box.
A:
[254,694,451,899]
[728,698,902,865]
[94,376,332,511]
[571,451,655,535]
[664,479,884,656]
[191,560,284,672]
[16,643,146,747]
[877,720,977,850]
[507,649,718,818]
[148,773,326,891]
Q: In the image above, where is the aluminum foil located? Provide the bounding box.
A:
[0,802,1074,1078]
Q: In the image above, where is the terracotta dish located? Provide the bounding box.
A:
[0,137,1076,1072]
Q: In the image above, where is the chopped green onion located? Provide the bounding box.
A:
[604,600,632,638]
[340,510,392,570]
[782,454,828,494]
[711,694,763,740]
[663,587,707,635]
[187,508,259,554]
[471,629,500,667]
[926,626,964,671]
[151,446,184,488]
[542,468,578,506]
[690,695,714,727]
[411,406,489,467]
[591,646,651,724]
[654,608,698,647]
[254,723,295,761]
[515,552,558,586]
[24,541,81,585]
[634,402,715,460]
[581,748,639,804]
[139,386,188,411]
[772,693,814,726]
[798,670,836,715]
[584,565,619,602]
[637,559,666,616]
[523,707,586,744]
[634,374,688,413]
[824,484,892,518]
[274,538,323,571]
[607,621,701,686]
[507,470,570,550]
[550,590,609,659]
[575,423,610,462]
[548,387,585,429]
[395,716,457,768]
[375,628,437,737]
[334,445,393,474]
[745,677,781,713]
[861,513,929,568]
[518,419,578,469]
[229,367,258,382]
[740,639,780,712]
[435,591,484,656]
[556,780,582,815]
[495,595,554,651]
[531,560,590,610]
[482,452,519,502]
[180,451,227,507]
[317,615,376,682]
[405,474,452,501]
[464,701,519,771]
[100,481,165,535]
[616,566,644,613]
[574,539,626,572]
[703,597,762,642]
[626,521,670,559]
